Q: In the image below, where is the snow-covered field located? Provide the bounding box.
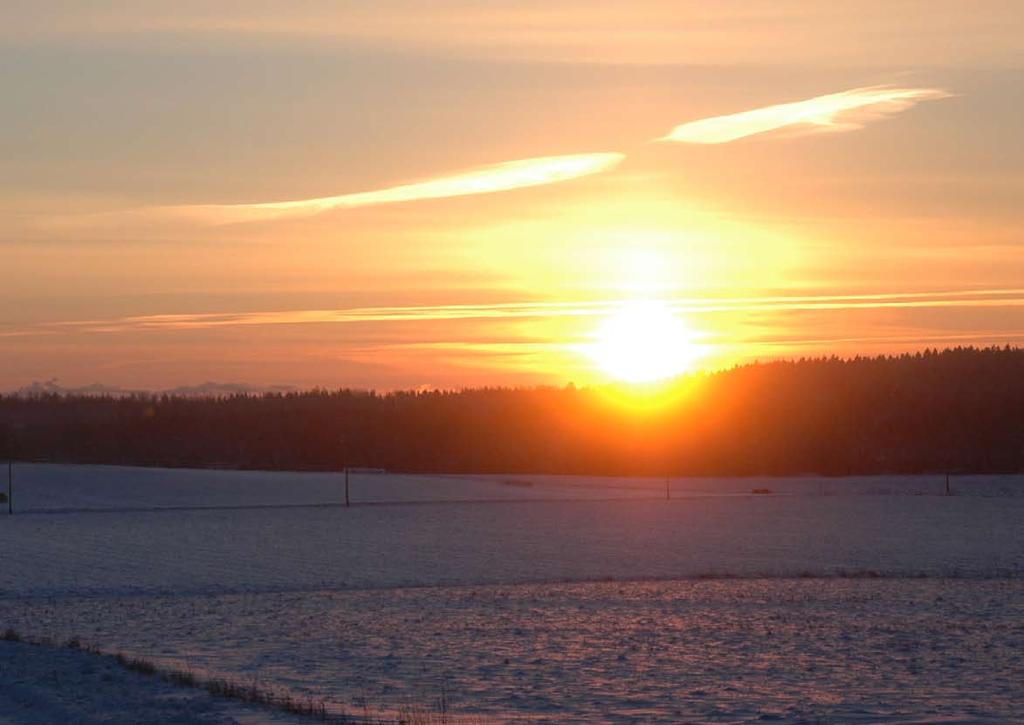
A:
[7,464,1024,514]
[7,580,1023,723]
[0,639,309,725]
[2,464,1023,722]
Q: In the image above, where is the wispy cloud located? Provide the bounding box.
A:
[657,86,951,144]
[167,153,624,224]
[8,288,1024,338]
[58,302,611,333]
[41,84,949,231]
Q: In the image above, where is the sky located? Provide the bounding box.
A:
[2,1,1023,391]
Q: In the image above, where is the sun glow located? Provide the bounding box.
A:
[587,300,702,383]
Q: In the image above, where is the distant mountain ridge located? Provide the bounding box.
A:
[10,379,296,398]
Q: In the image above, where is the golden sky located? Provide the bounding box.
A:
[2,2,1023,391]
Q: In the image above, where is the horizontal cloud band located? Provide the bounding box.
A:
[6,288,1022,338]
[54,84,949,230]
[657,86,950,144]
[169,152,624,224]
[63,84,949,229]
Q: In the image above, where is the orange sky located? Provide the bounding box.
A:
[2,2,1023,391]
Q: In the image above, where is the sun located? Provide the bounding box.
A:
[587,300,701,383]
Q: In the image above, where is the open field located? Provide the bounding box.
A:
[2,464,1023,722]
[7,464,1024,514]
[0,637,311,725]
[6,580,1023,723]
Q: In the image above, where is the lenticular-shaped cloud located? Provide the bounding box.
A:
[170,152,624,224]
[657,86,951,144]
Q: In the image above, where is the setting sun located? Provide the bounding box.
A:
[587,300,703,383]
[3,5,1022,724]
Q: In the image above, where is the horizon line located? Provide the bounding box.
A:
[7,343,1023,398]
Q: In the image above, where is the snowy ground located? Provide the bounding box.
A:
[0,639,308,725]
[1,464,1023,722]
[6,580,1023,723]
[7,464,1024,514]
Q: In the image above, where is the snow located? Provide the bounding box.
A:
[1,464,1023,722]
[7,464,1024,514]
[0,639,307,725]
[5,581,1022,723]
[2,465,1021,597]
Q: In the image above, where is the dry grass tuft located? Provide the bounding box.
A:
[0,629,485,723]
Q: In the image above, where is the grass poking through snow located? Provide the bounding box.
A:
[0,628,478,723]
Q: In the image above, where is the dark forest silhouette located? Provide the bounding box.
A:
[2,346,1023,475]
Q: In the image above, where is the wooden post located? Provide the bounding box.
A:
[665,476,670,501]
[7,461,11,515]
[344,467,350,508]
[945,472,951,497]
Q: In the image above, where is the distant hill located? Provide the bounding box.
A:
[2,346,1023,475]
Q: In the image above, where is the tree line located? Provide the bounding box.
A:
[2,346,1023,475]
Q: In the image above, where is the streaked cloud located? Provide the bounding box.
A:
[657,86,951,144]
[56,302,611,334]
[34,83,950,233]
[8,287,1024,339]
[168,153,624,224]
